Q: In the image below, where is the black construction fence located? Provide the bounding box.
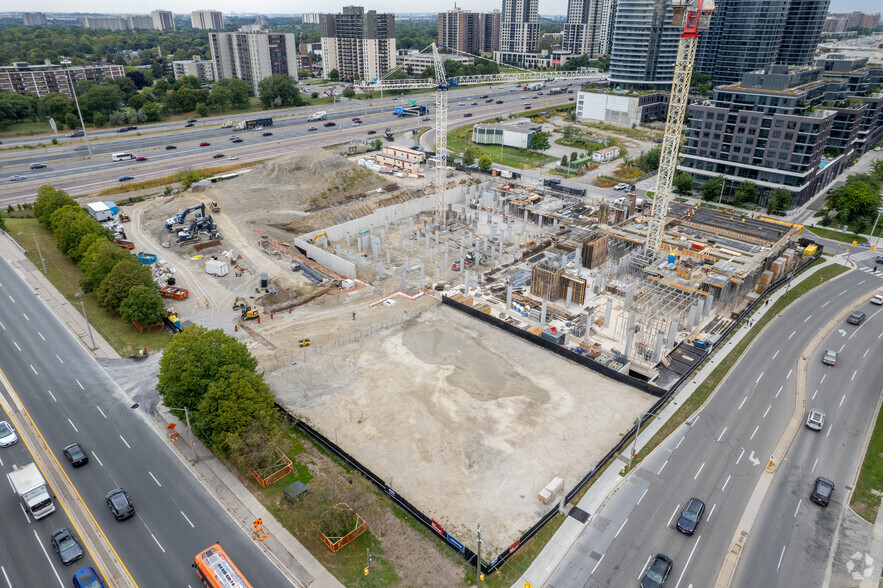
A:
[272,244,822,577]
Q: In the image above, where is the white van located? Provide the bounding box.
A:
[112,152,135,161]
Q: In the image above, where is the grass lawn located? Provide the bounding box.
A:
[447,123,556,170]
[851,400,883,521]
[555,136,606,153]
[0,120,54,138]
[805,226,878,245]
[4,218,171,356]
[476,513,566,587]
[96,160,265,196]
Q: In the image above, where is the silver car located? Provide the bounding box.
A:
[806,409,825,431]
[822,350,837,366]
[9,175,25,182]
[0,420,18,447]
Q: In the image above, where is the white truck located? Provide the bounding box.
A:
[8,463,55,520]
[308,111,327,121]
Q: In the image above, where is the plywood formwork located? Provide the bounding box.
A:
[530,263,563,300]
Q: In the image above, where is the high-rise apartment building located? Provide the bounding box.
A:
[438,7,501,55]
[776,0,830,67]
[127,16,154,30]
[209,27,298,96]
[320,7,396,82]
[500,0,540,54]
[83,16,128,31]
[151,10,175,30]
[482,10,502,53]
[562,0,613,59]
[22,13,48,26]
[608,0,681,89]
[847,11,881,28]
[173,56,216,82]
[0,62,125,98]
[191,10,223,30]
[823,15,849,34]
[303,13,321,24]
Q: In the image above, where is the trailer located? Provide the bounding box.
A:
[8,463,55,520]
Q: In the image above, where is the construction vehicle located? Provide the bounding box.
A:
[164,310,182,333]
[165,203,206,231]
[308,231,334,252]
[160,285,189,300]
[384,128,395,142]
[210,201,220,212]
[114,239,134,250]
[177,215,216,243]
[8,462,55,520]
[240,306,260,321]
[232,296,250,310]
[299,339,311,347]
[118,212,130,222]
[451,260,461,271]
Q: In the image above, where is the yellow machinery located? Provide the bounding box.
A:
[210,201,220,212]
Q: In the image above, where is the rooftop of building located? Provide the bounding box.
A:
[473,118,541,133]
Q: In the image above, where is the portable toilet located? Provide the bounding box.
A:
[260,273,269,289]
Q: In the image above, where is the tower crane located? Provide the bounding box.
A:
[361,43,606,226]
[643,0,715,263]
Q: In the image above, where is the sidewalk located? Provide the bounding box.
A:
[518,254,840,587]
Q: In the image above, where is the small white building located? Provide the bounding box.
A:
[592,146,621,162]
[472,119,541,150]
[86,202,113,222]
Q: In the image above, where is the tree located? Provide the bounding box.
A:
[827,182,879,223]
[0,209,5,232]
[561,154,568,167]
[78,82,122,121]
[207,85,232,111]
[42,93,72,122]
[95,261,155,314]
[127,93,147,111]
[478,154,492,171]
[528,131,550,152]
[92,112,107,127]
[195,103,209,118]
[310,91,319,99]
[142,101,164,122]
[194,369,276,456]
[342,87,356,99]
[157,325,259,412]
[125,70,149,89]
[766,188,793,215]
[79,239,139,292]
[49,205,113,261]
[673,172,694,196]
[257,75,303,108]
[462,148,477,166]
[701,176,726,202]
[635,146,661,173]
[373,138,382,151]
[562,125,581,141]
[732,181,757,206]
[571,152,579,164]
[34,185,76,227]
[120,285,164,326]
[328,69,339,81]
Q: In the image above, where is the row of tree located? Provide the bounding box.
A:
[33,186,165,327]
[819,160,883,232]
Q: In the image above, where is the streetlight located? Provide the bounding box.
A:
[73,292,96,350]
[60,60,92,158]
[163,406,197,463]
[869,206,883,251]
[717,178,726,207]
[629,410,657,471]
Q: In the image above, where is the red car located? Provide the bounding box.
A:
[199,142,210,146]
[135,156,147,161]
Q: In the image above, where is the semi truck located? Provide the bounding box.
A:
[308,111,328,121]
[8,462,55,520]
[394,105,427,117]
[523,82,544,91]
[234,117,273,130]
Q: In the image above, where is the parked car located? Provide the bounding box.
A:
[30,163,46,169]
[262,131,273,136]
[847,310,866,325]
[105,488,135,520]
[0,420,18,447]
[51,528,84,565]
[872,293,883,305]
[9,175,25,182]
[822,349,837,365]
[324,122,336,127]
[676,498,705,535]
[63,443,89,467]
[212,153,225,159]
[199,142,211,146]
[810,476,834,506]
[806,409,826,431]
[135,156,147,161]
[118,176,134,182]
[72,567,106,588]
[641,554,673,588]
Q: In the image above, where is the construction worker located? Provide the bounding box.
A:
[352,311,356,320]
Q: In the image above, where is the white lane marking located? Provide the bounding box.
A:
[1,564,11,588]
[827,425,833,439]
[56,354,63,364]
[615,518,628,538]
[736,448,745,464]
[851,370,857,381]
[181,511,195,528]
[637,488,649,505]
[788,331,796,340]
[864,349,870,358]
[840,394,846,407]
[151,533,166,553]
[717,427,727,442]
[786,369,792,380]
[821,300,831,308]
[676,436,685,449]
[592,553,605,576]
[756,371,764,384]
[777,545,787,571]
[841,343,847,351]
[738,396,748,410]
[29,364,37,375]
[13,342,20,351]
[639,554,652,579]
[750,425,759,440]
[47,389,56,402]
[772,350,780,359]
[794,500,802,517]
[674,534,702,588]
[722,475,731,491]
[812,389,818,400]
[858,280,867,285]
[0,321,4,330]
[658,460,668,475]
[38,331,45,341]
[668,505,681,527]
[22,313,29,321]
[764,405,771,418]
[149,472,162,487]
[812,457,818,473]
[7,295,14,303]
[694,462,705,480]
[776,386,782,398]
[67,419,78,432]
[838,289,848,296]
[91,451,103,466]
[33,529,64,586]
[879,330,883,339]
[821,374,826,384]
[97,406,107,419]
[76,379,83,390]
[707,504,717,522]
[804,315,812,323]
[120,435,131,449]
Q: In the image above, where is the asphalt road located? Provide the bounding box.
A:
[0,255,292,587]
[545,262,882,588]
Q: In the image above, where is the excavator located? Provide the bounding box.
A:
[165,203,206,231]
[233,297,260,320]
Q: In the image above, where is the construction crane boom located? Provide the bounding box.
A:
[643,0,714,263]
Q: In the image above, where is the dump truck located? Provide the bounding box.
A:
[8,462,55,520]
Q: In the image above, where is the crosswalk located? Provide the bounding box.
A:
[847,249,879,263]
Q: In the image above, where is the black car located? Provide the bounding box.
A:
[847,310,866,325]
[165,145,177,150]
[63,443,88,467]
[367,130,377,135]
[118,176,134,182]
[876,255,883,264]
[464,113,473,117]
[641,554,673,588]
[51,528,84,565]
[262,131,273,136]
[480,94,489,99]
[324,122,336,127]
[187,119,197,123]
[485,99,494,103]
[185,122,195,127]
[127,126,137,131]
[105,488,135,520]
[68,130,84,138]
[810,477,834,506]
[116,127,129,133]
[496,99,504,104]
[676,498,705,535]
[213,153,225,158]
[231,138,243,143]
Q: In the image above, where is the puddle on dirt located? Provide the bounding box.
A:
[401,322,550,403]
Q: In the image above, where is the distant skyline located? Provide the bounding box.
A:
[16,0,874,20]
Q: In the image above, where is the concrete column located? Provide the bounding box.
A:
[405,256,410,272]
[566,284,573,309]
[429,248,434,263]
[584,309,593,341]
[410,240,415,256]
[399,231,403,251]
[420,263,425,281]
[523,209,528,222]
[506,284,512,311]
[425,232,429,250]
[460,243,465,259]
[538,215,543,228]
[575,246,582,273]
[357,237,363,253]
[654,333,664,364]
[624,289,634,309]
[444,249,449,268]
[409,217,414,237]
[499,239,504,258]
[436,267,441,280]
[624,313,636,357]
[464,268,470,294]
[402,270,407,290]
[667,319,678,348]
[380,228,386,243]
[435,230,439,247]
[541,298,548,324]
[688,303,697,330]
[346,234,351,247]
[704,292,714,318]
[378,261,384,278]
[386,249,391,264]
[603,297,613,329]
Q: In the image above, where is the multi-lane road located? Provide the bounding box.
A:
[546,257,883,587]
[0,254,292,586]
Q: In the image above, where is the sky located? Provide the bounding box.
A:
[23,0,870,19]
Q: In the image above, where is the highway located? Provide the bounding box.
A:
[0,254,292,587]
[545,259,883,587]
[0,83,579,207]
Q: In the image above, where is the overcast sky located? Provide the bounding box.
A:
[28,0,869,19]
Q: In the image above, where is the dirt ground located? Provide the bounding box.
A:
[273,303,655,553]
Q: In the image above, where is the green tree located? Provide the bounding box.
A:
[92,112,107,127]
[673,171,694,196]
[42,93,72,122]
[78,239,138,293]
[257,74,303,108]
[78,82,122,121]
[372,138,382,151]
[478,154,492,171]
[827,182,879,223]
[636,146,661,173]
[561,154,568,167]
[732,181,757,206]
[571,151,579,164]
[142,101,164,122]
[207,85,232,111]
[195,102,209,118]
[127,93,147,111]
[328,69,339,81]
[120,285,165,326]
[766,188,793,215]
[342,87,356,99]
[0,209,5,232]
[194,369,276,456]
[34,185,76,227]
[528,131,550,152]
[157,325,259,411]
[701,176,726,202]
[226,77,251,108]
[462,148,477,166]
[94,261,155,314]
[310,91,319,99]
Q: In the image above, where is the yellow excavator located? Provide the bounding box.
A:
[233,296,260,320]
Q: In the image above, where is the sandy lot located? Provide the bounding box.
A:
[274,303,654,552]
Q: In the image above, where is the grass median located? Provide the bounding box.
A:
[851,401,883,522]
[96,159,265,196]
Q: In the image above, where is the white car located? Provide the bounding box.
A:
[9,175,25,182]
[614,183,630,190]
[227,156,239,160]
[871,293,883,305]
[806,409,825,431]
[0,421,18,447]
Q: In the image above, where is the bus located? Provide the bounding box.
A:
[193,543,253,588]
[112,152,135,162]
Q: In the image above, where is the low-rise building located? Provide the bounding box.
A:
[383,146,425,163]
[172,56,216,82]
[0,62,125,99]
[492,49,573,68]
[576,90,668,127]
[592,146,621,162]
[22,13,48,26]
[472,119,541,149]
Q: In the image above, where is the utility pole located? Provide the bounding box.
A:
[32,233,46,274]
[366,548,372,588]
[476,525,482,584]
[78,299,96,350]
[184,406,197,463]
[61,60,92,158]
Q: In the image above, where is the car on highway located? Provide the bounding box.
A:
[232,138,243,143]
[367,129,377,135]
[213,153,225,159]
[116,127,129,133]
[165,145,177,150]
[480,94,489,99]
[810,476,834,506]
[127,126,137,131]
[464,113,473,117]
[227,156,238,160]
[308,126,318,131]
[105,488,135,520]
[806,409,826,431]
[458,102,466,106]
[30,162,47,169]
[641,553,673,588]
[422,116,431,120]
[485,98,494,103]
[68,130,84,138]
[822,349,837,365]
[324,121,336,127]
[872,293,883,305]
[199,142,210,146]
[262,131,273,136]
[72,567,106,588]
[352,118,362,124]
[187,119,197,123]
[229,135,239,140]
[676,498,705,535]
[9,175,25,182]
[185,122,195,127]
[568,97,575,101]
[0,420,18,447]
[847,310,866,325]
[51,528,84,565]
[118,176,134,182]
[63,443,89,467]
[135,156,147,161]
[471,101,478,105]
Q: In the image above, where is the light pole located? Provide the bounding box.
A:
[717,178,726,207]
[61,60,92,158]
[629,410,657,471]
[163,406,197,462]
[31,233,46,273]
[73,292,96,350]
[869,206,883,251]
